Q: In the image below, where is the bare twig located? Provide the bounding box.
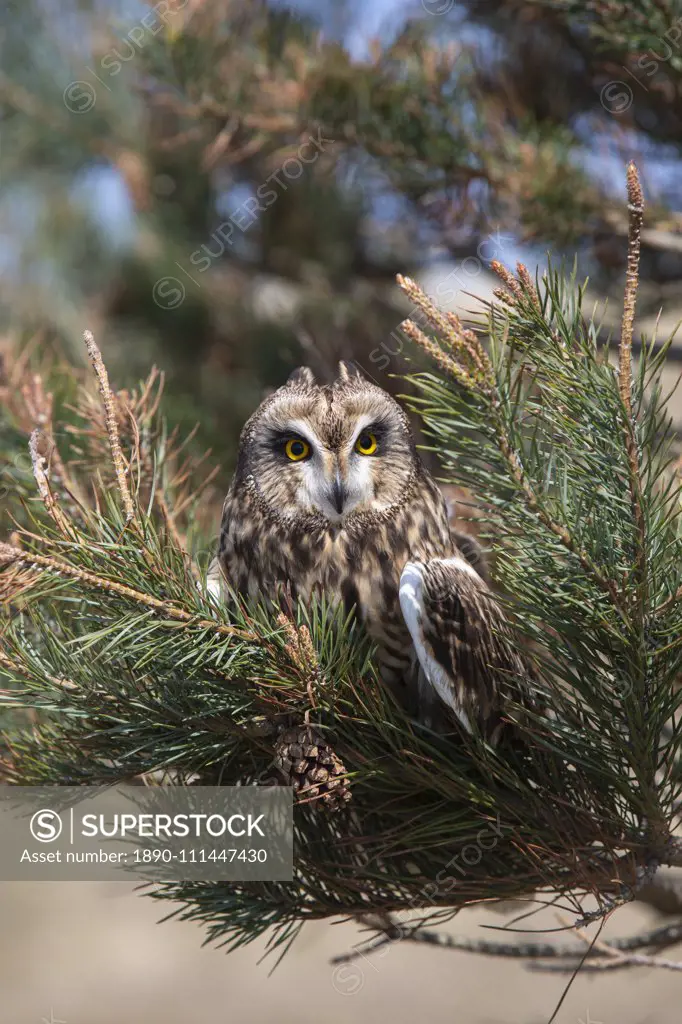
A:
[533,913,682,973]
[332,919,682,968]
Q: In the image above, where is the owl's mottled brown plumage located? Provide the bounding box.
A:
[213,361,526,736]
[399,558,529,741]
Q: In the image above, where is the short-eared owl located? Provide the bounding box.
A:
[211,362,527,740]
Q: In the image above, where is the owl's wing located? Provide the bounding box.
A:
[399,557,528,740]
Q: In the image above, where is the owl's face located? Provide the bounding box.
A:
[237,363,418,525]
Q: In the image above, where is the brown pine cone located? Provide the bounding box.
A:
[273,726,351,811]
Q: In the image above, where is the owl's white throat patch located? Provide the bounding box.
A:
[298,451,376,522]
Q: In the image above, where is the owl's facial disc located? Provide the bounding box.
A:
[247,381,416,525]
[286,415,408,523]
[274,418,374,522]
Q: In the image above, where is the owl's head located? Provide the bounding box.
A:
[237,362,419,525]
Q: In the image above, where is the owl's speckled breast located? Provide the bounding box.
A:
[218,465,454,695]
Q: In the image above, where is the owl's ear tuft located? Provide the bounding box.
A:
[286,366,316,389]
[337,360,365,383]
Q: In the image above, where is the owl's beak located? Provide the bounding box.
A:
[330,469,347,515]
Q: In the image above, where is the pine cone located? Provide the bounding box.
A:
[274,726,351,811]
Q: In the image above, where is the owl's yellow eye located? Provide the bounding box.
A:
[355,431,378,456]
[285,438,310,461]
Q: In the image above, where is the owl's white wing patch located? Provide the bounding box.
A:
[399,560,474,733]
[198,556,227,608]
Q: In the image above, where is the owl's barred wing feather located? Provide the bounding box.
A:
[399,558,529,742]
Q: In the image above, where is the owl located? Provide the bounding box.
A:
[210,362,529,741]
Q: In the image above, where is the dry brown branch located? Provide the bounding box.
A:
[28,430,73,539]
[619,162,647,602]
[530,913,682,973]
[25,375,87,514]
[82,330,135,524]
[332,918,682,970]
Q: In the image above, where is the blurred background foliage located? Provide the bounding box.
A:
[2,0,682,487]
[3,2,682,1002]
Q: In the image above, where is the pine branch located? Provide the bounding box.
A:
[2,167,682,960]
[0,542,252,641]
[398,269,627,619]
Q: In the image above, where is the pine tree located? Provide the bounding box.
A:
[2,164,682,972]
